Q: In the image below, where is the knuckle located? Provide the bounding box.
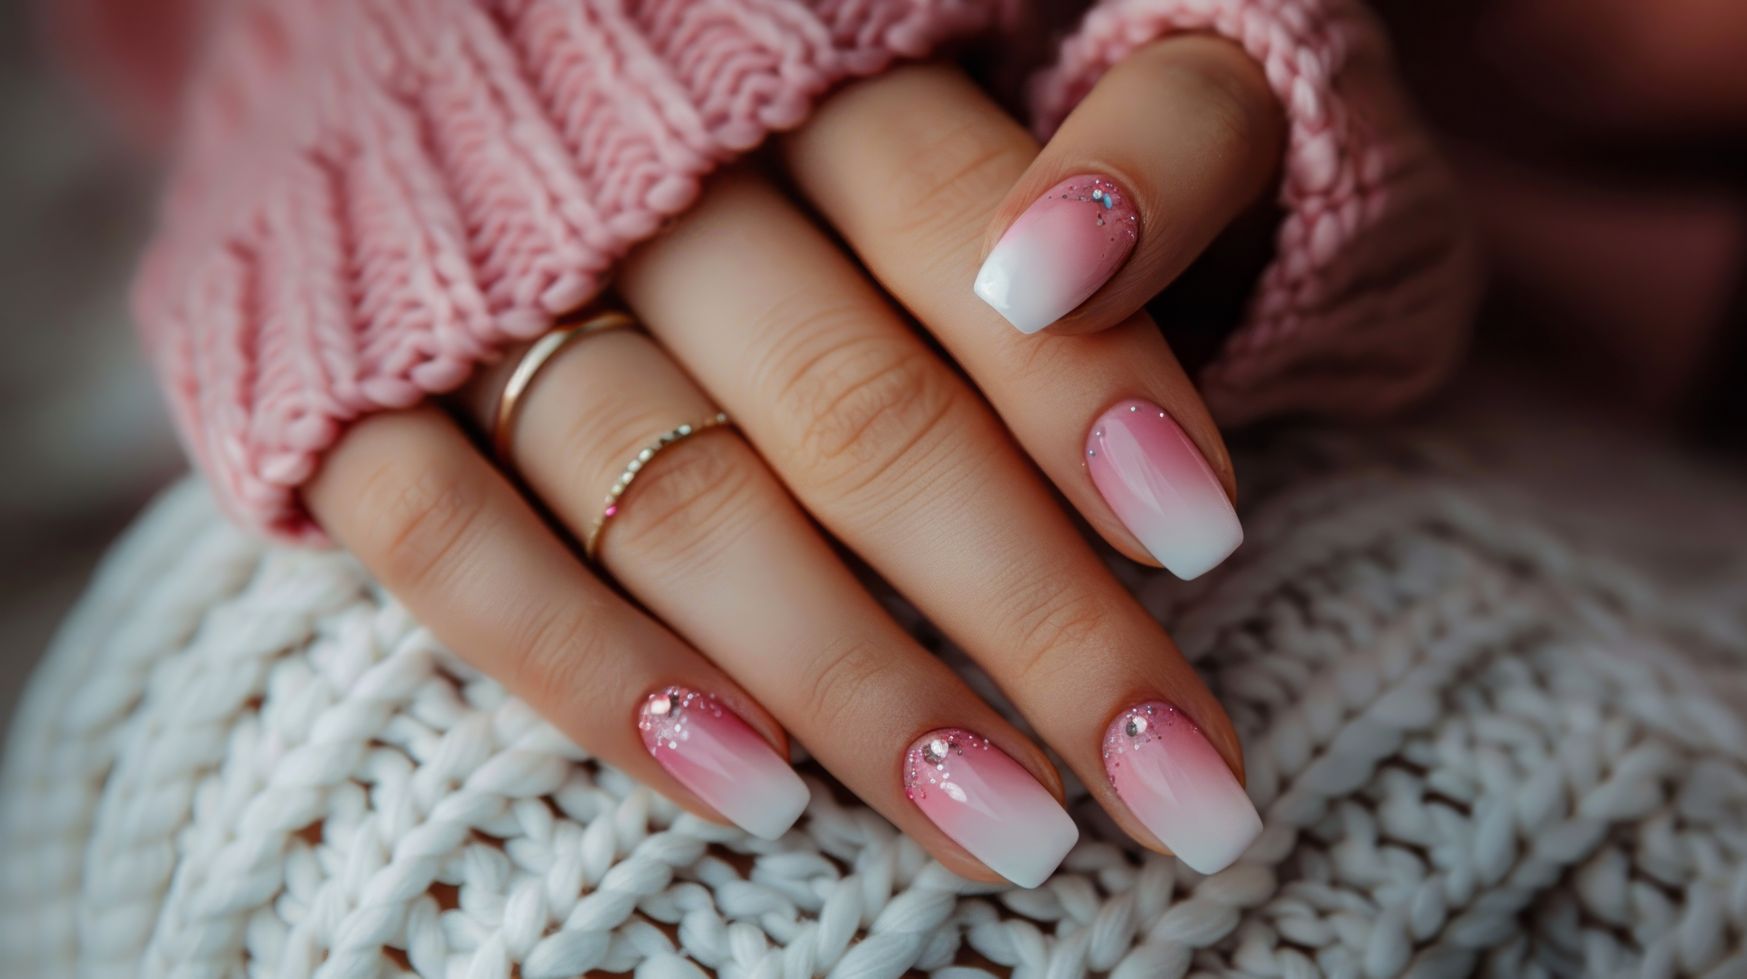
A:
[607,432,760,571]
[550,396,645,490]
[357,451,492,593]
[501,599,613,704]
[1168,44,1280,167]
[879,115,1025,240]
[775,332,962,506]
[994,571,1117,685]
[799,635,893,730]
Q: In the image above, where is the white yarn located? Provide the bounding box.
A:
[4,416,1746,978]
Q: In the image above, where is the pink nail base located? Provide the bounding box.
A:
[904,728,1078,888]
[1103,701,1261,875]
[1086,399,1242,579]
[974,175,1139,334]
[638,686,809,840]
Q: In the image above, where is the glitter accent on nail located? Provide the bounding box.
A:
[1055,176,1139,246]
[903,728,991,801]
[1102,702,1180,773]
[975,174,1141,333]
[638,686,727,756]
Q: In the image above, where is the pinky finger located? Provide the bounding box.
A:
[303,407,809,839]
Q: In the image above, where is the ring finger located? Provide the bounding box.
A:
[467,322,1080,887]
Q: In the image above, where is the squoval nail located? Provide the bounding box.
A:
[1086,399,1242,579]
[904,728,1079,888]
[1103,701,1261,875]
[638,686,810,840]
[973,175,1139,334]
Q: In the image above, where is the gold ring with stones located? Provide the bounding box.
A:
[583,411,734,561]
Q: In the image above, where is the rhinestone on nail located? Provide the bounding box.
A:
[1103,703,1181,763]
[904,729,990,801]
[639,686,729,757]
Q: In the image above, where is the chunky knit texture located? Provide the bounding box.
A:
[111,0,1478,541]
[5,397,1744,977]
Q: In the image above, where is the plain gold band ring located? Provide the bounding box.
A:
[492,310,637,459]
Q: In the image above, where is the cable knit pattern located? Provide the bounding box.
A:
[5,403,1744,977]
[120,0,1478,540]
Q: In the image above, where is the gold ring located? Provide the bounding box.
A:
[492,310,636,459]
[585,412,733,561]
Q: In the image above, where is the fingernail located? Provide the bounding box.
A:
[638,686,810,840]
[903,729,1078,887]
[1103,701,1261,875]
[973,175,1139,334]
[1086,399,1242,579]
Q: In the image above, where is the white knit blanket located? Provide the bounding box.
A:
[5,408,1746,978]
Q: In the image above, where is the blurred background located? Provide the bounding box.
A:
[0,0,1743,728]
[0,3,179,723]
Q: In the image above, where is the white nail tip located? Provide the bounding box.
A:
[1149,518,1243,581]
[973,255,1053,335]
[734,769,810,840]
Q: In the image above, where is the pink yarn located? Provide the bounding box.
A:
[1033,0,1480,424]
[111,0,1477,541]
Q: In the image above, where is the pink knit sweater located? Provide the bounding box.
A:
[68,0,1477,541]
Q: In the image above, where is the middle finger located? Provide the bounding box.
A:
[470,324,1079,886]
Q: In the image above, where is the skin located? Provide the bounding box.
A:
[304,37,1286,882]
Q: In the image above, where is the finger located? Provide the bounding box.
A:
[781,59,1268,579]
[465,327,1078,887]
[620,172,1264,874]
[304,407,809,839]
[976,36,1283,336]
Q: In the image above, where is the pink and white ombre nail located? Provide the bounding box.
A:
[1086,399,1242,579]
[973,175,1139,334]
[637,686,809,840]
[903,729,1078,888]
[1103,702,1261,875]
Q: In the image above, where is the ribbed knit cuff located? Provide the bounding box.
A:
[131,0,1007,542]
[131,0,1477,543]
[1033,0,1480,425]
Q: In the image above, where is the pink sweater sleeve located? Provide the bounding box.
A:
[1034,0,1481,425]
[110,0,1475,542]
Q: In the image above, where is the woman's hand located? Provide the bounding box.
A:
[303,36,1284,887]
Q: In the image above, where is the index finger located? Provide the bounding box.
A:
[778,49,1277,579]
